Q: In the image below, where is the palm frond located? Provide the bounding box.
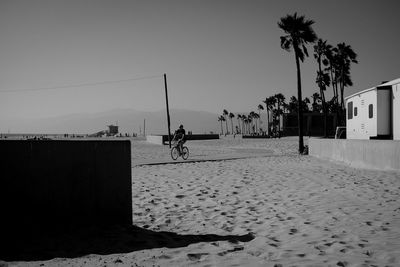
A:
[280,36,292,51]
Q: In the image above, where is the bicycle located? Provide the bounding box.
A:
[170,140,189,160]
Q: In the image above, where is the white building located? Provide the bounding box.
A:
[345,78,400,140]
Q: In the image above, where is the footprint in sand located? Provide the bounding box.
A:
[363,250,374,257]
[187,253,209,261]
[289,228,298,235]
[217,246,244,256]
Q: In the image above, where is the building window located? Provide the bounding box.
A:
[369,104,373,118]
[354,107,358,116]
[348,101,353,119]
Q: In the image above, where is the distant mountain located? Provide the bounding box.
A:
[0,109,221,135]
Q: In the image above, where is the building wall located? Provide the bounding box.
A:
[0,140,132,240]
[393,82,400,140]
[346,89,378,139]
[309,138,400,171]
[377,89,391,135]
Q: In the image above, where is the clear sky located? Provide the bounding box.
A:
[0,0,399,120]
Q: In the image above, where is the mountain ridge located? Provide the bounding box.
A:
[0,108,222,135]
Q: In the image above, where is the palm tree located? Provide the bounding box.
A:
[324,45,340,109]
[288,96,298,113]
[218,115,225,135]
[282,102,289,113]
[274,93,286,135]
[223,109,229,134]
[278,12,317,153]
[311,92,322,113]
[314,38,331,137]
[334,42,358,110]
[257,104,264,132]
[303,97,311,112]
[242,115,248,134]
[229,112,235,135]
[240,115,245,134]
[249,111,259,134]
[263,96,276,136]
[236,114,242,134]
[247,116,253,134]
[253,112,260,134]
[261,100,270,135]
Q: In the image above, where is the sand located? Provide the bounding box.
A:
[4,137,400,267]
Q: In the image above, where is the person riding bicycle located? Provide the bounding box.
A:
[173,124,186,155]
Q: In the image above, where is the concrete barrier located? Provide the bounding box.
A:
[309,138,400,171]
[0,140,132,239]
[146,134,219,145]
[146,135,165,145]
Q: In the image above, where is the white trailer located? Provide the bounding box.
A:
[345,78,400,140]
[382,78,400,140]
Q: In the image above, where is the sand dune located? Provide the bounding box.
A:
[5,137,400,267]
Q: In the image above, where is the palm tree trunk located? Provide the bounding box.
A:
[231,119,234,135]
[277,104,281,136]
[321,88,328,137]
[266,110,270,136]
[340,67,345,110]
[334,75,339,106]
[318,59,328,137]
[329,65,336,102]
[220,121,224,135]
[295,49,304,153]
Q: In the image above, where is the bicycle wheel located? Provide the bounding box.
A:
[181,146,189,160]
[171,147,179,160]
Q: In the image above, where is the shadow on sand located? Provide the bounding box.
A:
[2,225,255,261]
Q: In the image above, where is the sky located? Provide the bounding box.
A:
[0,0,399,122]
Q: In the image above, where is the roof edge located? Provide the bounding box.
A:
[345,77,400,100]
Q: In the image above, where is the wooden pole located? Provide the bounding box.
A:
[164,73,172,148]
[143,119,146,137]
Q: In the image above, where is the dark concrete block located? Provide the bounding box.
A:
[0,140,132,239]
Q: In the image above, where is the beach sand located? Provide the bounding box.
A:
[5,137,400,267]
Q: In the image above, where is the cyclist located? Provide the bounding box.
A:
[172,124,186,155]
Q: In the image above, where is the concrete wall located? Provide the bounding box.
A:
[146,135,164,145]
[0,140,132,239]
[393,82,400,140]
[309,138,400,171]
[146,134,219,145]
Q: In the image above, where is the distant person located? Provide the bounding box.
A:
[172,124,186,154]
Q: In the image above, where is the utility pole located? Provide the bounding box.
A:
[164,73,172,148]
[143,119,146,137]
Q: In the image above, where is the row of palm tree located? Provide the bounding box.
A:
[219,13,358,154]
[278,13,358,153]
[219,91,324,137]
[219,110,262,136]
[314,39,358,129]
